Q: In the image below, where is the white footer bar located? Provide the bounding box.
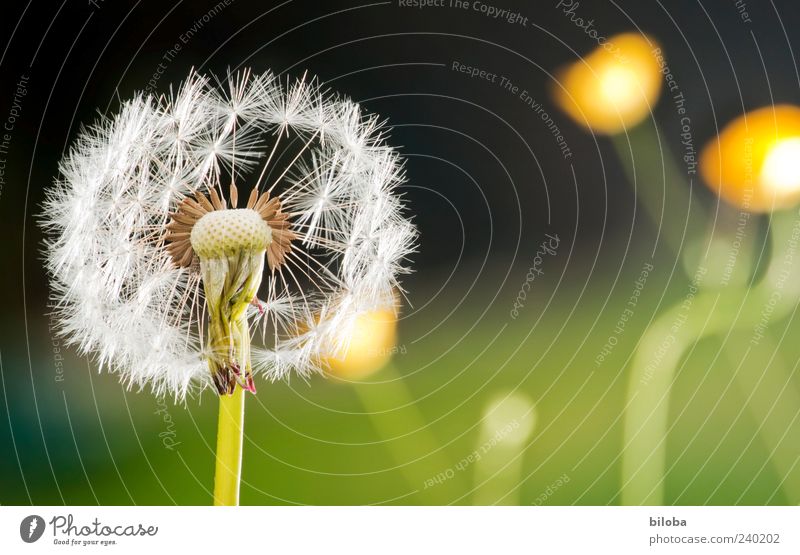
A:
[1,506,798,553]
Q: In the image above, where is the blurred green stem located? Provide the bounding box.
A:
[622,208,800,504]
[612,122,704,255]
[727,332,800,503]
[354,364,453,503]
[472,444,525,505]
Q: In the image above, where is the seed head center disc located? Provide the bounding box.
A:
[190,208,272,259]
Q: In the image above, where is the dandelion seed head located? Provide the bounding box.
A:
[41,69,416,401]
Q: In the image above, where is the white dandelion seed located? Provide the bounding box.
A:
[41,69,416,402]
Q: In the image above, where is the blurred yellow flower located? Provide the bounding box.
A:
[552,33,662,134]
[324,308,399,379]
[700,105,800,212]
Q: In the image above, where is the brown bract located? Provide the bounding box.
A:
[164,184,297,270]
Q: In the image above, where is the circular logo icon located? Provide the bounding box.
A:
[20,515,45,543]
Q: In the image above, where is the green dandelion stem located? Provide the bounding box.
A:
[214,383,246,506]
[612,121,705,256]
[727,332,800,503]
[622,207,800,504]
[353,364,453,503]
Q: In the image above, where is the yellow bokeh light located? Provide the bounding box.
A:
[600,66,640,105]
[481,392,537,447]
[323,308,398,380]
[761,138,800,194]
[552,33,663,134]
[700,105,800,212]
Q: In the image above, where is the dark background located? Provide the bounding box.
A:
[3,0,800,294]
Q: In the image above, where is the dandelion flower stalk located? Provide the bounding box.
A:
[214,385,245,505]
[41,69,417,505]
[622,208,800,504]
